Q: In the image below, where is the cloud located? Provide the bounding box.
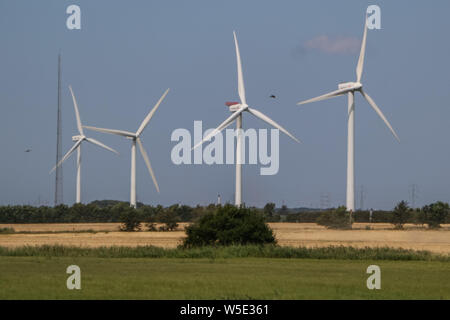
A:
[303,35,360,55]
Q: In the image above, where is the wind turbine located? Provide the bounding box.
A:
[194,31,300,206]
[84,89,170,208]
[50,86,119,203]
[296,18,400,212]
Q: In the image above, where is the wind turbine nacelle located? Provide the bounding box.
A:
[225,101,240,112]
[72,135,83,142]
[338,82,362,90]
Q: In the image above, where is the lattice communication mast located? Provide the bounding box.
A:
[54,54,63,206]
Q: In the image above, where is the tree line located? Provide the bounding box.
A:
[0,200,448,230]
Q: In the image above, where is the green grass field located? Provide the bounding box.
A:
[0,256,448,299]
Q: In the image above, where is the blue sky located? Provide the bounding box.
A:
[1,0,450,209]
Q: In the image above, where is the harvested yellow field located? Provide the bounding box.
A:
[271,223,450,254]
[0,231,185,248]
[0,223,122,232]
[0,222,449,254]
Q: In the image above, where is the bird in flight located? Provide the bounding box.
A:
[25,149,32,153]
[270,95,276,99]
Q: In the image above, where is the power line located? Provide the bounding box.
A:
[359,185,365,211]
[409,184,419,208]
[320,192,331,209]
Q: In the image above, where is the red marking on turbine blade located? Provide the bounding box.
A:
[225,101,240,107]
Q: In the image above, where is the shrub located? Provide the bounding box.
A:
[391,201,411,229]
[263,203,282,222]
[421,202,449,229]
[177,205,193,222]
[182,204,276,248]
[144,213,157,231]
[156,205,179,231]
[141,207,158,231]
[146,222,158,231]
[411,209,425,226]
[263,203,275,217]
[316,206,352,229]
[117,204,141,231]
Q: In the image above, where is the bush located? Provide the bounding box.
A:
[391,201,411,229]
[263,203,275,217]
[182,204,276,248]
[316,206,352,229]
[117,204,141,231]
[177,205,193,222]
[263,203,277,222]
[421,202,449,229]
[156,205,179,231]
[146,222,158,231]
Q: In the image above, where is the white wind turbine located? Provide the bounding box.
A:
[84,89,170,208]
[194,31,300,206]
[50,86,119,203]
[296,18,400,212]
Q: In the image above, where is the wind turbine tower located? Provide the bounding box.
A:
[84,89,170,208]
[194,31,300,206]
[50,86,119,203]
[297,17,399,212]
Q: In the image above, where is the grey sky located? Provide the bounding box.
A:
[1,1,449,209]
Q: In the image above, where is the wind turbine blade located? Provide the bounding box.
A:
[247,107,301,143]
[192,106,245,150]
[83,126,136,138]
[356,17,368,82]
[85,137,119,155]
[233,31,246,105]
[360,89,400,142]
[136,138,159,193]
[297,87,350,106]
[49,139,83,173]
[136,88,170,137]
[69,86,84,135]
